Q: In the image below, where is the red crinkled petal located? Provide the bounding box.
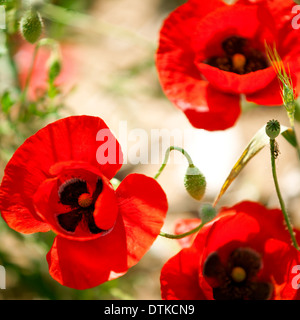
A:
[182,84,241,131]
[196,202,292,261]
[47,216,128,290]
[51,161,120,232]
[262,238,300,300]
[174,218,201,248]
[237,0,296,31]
[160,220,212,300]
[196,63,275,94]
[245,77,283,106]
[0,116,122,234]
[33,161,119,241]
[47,173,168,289]
[115,173,168,267]
[191,4,274,57]
[160,246,205,300]
[196,201,300,300]
[157,0,227,52]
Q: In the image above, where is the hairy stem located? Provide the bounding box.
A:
[154,146,194,180]
[159,222,205,239]
[270,139,299,250]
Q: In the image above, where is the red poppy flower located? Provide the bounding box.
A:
[156,0,300,131]
[160,201,300,300]
[0,116,168,289]
[15,42,77,101]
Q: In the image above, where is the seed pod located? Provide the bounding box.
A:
[265,119,281,139]
[184,165,206,201]
[20,10,43,44]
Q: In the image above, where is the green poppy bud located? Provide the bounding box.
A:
[199,203,217,224]
[20,10,43,44]
[48,52,62,83]
[265,119,281,139]
[184,165,206,201]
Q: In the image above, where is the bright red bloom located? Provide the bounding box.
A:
[156,0,300,131]
[0,116,168,289]
[160,201,300,300]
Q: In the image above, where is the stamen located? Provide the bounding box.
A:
[232,53,246,73]
[58,178,88,208]
[231,266,247,283]
[78,193,93,208]
[205,36,268,75]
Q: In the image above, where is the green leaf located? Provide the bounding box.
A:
[1,91,14,113]
[213,125,293,206]
[281,127,298,148]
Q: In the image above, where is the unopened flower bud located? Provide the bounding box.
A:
[199,203,217,224]
[20,10,43,44]
[265,119,280,139]
[184,165,206,201]
[48,52,62,83]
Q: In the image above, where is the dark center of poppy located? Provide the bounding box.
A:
[203,248,273,300]
[231,266,247,283]
[205,36,269,75]
[78,193,93,208]
[57,178,104,234]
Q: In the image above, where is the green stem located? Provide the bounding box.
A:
[5,32,21,93]
[159,222,205,239]
[154,146,194,180]
[270,139,299,250]
[19,43,40,106]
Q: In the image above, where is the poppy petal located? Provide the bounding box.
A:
[47,174,168,289]
[174,218,201,248]
[196,63,275,95]
[115,173,168,267]
[182,84,241,131]
[160,246,205,300]
[46,215,128,289]
[245,78,283,106]
[0,116,122,234]
[33,161,118,241]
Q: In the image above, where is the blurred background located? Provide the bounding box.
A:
[0,0,300,300]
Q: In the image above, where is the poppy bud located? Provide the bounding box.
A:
[20,9,43,44]
[199,203,217,224]
[265,119,280,139]
[48,52,62,83]
[184,165,206,201]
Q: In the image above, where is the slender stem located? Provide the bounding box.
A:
[5,32,21,93]
[154,146,194,180]
[19,44,40,106]
[159,222,205,239]
[270,139,299,250]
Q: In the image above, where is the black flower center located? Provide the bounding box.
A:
[205,36,269,75]
[203,248,273,300]
[57,178,104,234]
